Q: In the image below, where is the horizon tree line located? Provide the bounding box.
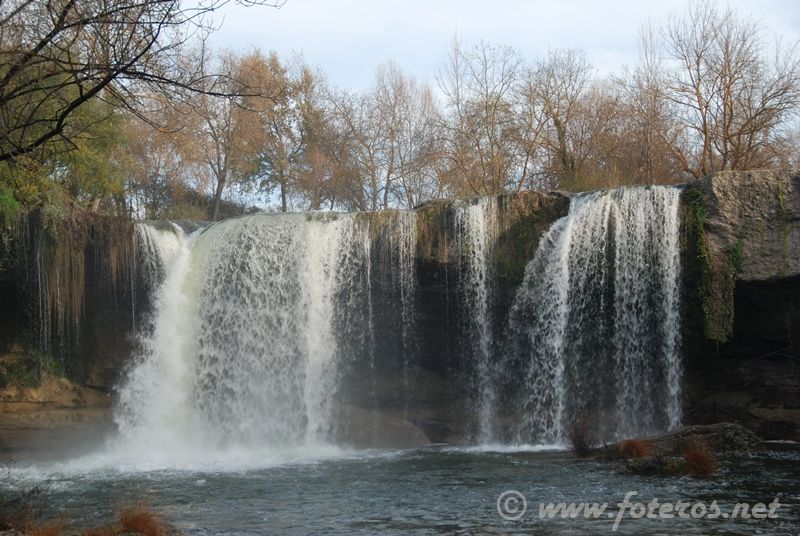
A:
[1,0,798,221]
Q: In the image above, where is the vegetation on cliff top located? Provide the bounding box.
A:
[0,0,797,222]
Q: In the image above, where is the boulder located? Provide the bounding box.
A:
[332,404,431,449]
[612,422,762,457]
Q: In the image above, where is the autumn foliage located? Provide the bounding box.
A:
[2,0,798,221]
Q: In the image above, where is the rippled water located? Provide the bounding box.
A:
[6,446,799,535]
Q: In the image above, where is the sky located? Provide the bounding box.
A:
[207,0,800,89]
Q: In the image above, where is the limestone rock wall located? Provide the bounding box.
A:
[702,170,800,282]
[685,170,800,441]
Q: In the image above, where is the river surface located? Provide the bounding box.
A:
[5,445,799,535]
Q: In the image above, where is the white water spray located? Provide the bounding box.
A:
[454,197,499,442]
[114,214,375,460]
[507,186,683,443]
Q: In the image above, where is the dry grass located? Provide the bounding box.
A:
[617,439,650,459]
[119,505,167,536]
[683,439,717,477]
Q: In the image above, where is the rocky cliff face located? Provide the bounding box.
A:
[346,190,571,442]
[413,191,570,375]
[1,171,799,451]
[684,170,800,440]
[703,170,800,282]
[0,209,138,391]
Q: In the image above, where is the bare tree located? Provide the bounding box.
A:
[532,48,593,189]
[662,0,800,177]
[325,62,438,210]
[437,37,526,195]
[242,53,321,212]
[566,81,627,189]
[122,97,211,219]
[0,0,282,163]
[616,23,683,184]
[295,95,361,211]
[372,62,439,208]
[189,51,265,220]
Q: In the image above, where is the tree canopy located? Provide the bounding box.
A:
[1,0,798,221]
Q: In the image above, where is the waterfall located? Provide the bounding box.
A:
[115,212,418,456]
[113,188,681,456]
[454,197,498,442]
[396,211,418,372]
[133,223,184,295]
[116,222,197,449]
[506,186,683,444]
[368,211,419,410]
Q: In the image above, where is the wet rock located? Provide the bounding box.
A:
[684,171,800,440]
[332,404,431,448]
[685,353,800,441]
[0,374,111,457]
[614,423,761,457]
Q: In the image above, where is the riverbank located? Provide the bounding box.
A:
[0,373,111,460]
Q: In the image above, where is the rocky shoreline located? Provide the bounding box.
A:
[0,375,111,459]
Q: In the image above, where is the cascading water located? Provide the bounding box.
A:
[506,186,683,444]
[114,211,418,462]
[134,224,181,287]
[454,197,499,442]
[111,188,681,460]
[396,211,418,372]
[365,211,419,410]
[116,223,199,451]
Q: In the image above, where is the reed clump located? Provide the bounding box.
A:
[118,505,168,536]
[25,523,63,536]
[566,417,597,457]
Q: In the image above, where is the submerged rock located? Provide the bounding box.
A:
[333,404,431,449]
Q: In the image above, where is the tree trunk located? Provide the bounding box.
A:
[211,176,226,221]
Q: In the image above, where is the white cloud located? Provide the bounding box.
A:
[208,0,800,88]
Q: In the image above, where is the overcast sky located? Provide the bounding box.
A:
[208,0,800,89]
